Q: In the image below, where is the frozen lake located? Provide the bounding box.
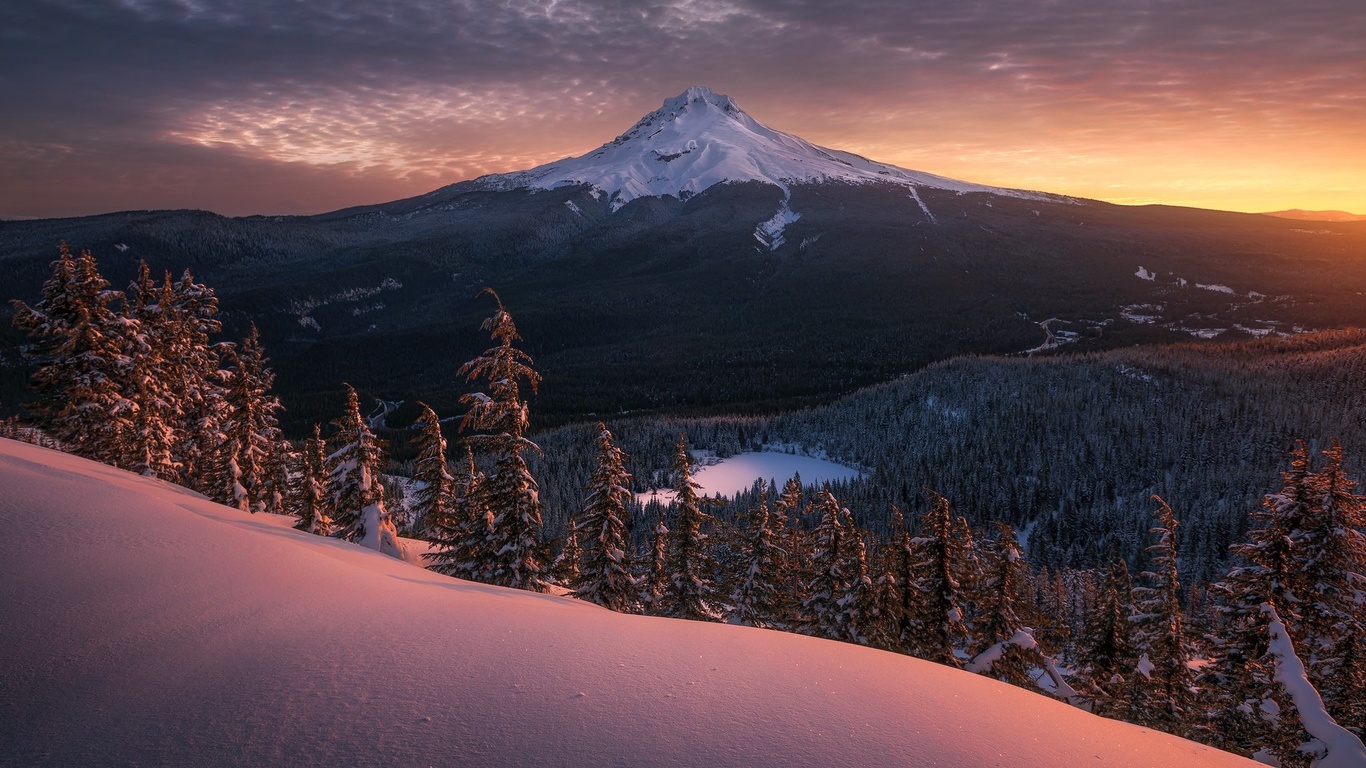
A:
[636,451,861,505]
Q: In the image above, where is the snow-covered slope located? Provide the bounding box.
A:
[0,437,1255,768]
[482,86,1056,209]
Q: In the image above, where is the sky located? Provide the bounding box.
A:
[2,0,1363,219]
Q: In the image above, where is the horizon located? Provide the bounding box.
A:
[2,1,1363,220]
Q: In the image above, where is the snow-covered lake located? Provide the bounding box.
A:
[637,451,861,505]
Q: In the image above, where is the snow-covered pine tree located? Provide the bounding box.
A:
[409,403,455,537]
[658,435,721,620]
[801,486,868,643]
[728,490,788,628]
[1203,562,1299,759]
[425,445,492,580]
[1077,554,1137,719]
[774,474,810,624]
[862,536,906,652]
[162,269,227,494]
[210,325,282,514]
[639,515,670,615]
[1128,495,1196,736]
[573,423,635,612]
[968,521,1054,691]
[1299,440,1366,727]
[905,491,973,667]
[327,384,400,558]
[457,289,545,592]
[552,518,583,587]
[11,244,133,464]
[117,261,181,481]
[290,424,332,535]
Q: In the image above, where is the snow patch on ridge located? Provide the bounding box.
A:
[908,186,938,224]
[754,200,801,251]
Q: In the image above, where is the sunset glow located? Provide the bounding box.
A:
[2,0,1362,218]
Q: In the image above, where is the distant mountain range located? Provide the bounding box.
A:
[3,88,1366,432]
[1263,209,1366,222]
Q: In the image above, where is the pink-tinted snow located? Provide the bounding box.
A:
[0,438,1257,767]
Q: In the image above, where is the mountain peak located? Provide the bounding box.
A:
[486,88,1054,209]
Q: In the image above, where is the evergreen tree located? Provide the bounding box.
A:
[1128,496,1195,736]
[327,384,392,550]
[117,261,181,481]
[1299,440,1366,727]
[162,269,226,493]
[290,424,332,535]
[552,517,583,586]
[658,435,720,620]
[774,475,810,624]
[862,537,907,652]
[458,289,545,592]
[211,325,282,514]
[425,445,492,580]
[1078,554,1137,719]
[801,487,868,643]
[906,491,973,667]
[639,515,670,615]
[11,244,132,464]
[573,423,635,612]
[969,521,1051,691]
[409,403,455,537]
[728,490,788,628]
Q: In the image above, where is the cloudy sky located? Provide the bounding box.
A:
[3,0,1363,218]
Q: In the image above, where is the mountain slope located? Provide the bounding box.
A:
[3,90,1366,429]
[0,437,1257,768]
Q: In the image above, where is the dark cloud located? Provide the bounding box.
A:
[2,0,1363,216]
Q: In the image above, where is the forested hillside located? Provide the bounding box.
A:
[532,331,1366,583]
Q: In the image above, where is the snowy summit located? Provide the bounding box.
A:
[484,86,1054,209]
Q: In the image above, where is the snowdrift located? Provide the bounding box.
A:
[0,438,1256,767]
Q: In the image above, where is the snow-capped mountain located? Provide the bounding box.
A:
[483,86,1055,209]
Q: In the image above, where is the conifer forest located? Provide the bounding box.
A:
[5,244,1365,767]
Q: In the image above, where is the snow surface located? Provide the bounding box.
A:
[0,438,1257,768]
[481,87,1061,207]
[637,450,861,506]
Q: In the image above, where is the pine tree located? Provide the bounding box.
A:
[409,403,455,537]
[161,269,226,493]
[1128,495,1195,736]
[425,445,492,580]
[801,486,870,643]
[573,423,635,612]
[552,518,583,587]
[905,491,973,667]
[968,521,1052,691]
[658,435,720,620]
[774,475,809,624]
[862,538,907,652]
[211,325,282,514]
[327,384,392,548]
[116,261,181,481]
[458,289,545,592]
[639,515,670,615]
[1078,554,1137,719]
[1299,440,1366,726]
[11,244,133,464]
[290,424,332,535]
[1203,565,1295,758]
[728,491,788,628]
